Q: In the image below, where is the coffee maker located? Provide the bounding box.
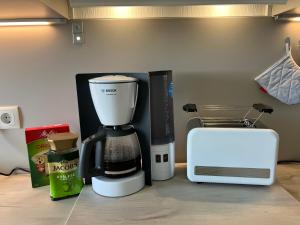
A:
[76,71,175,197]
[79,75,145,197]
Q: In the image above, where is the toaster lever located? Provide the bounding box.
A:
[183,104,198,112]
[253,103,274,114]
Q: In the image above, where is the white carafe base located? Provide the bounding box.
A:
[91,171,145,197]
[151,142,175,181]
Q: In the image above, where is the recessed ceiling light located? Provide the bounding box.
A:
[0,19,66,27]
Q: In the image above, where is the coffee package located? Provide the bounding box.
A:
[25,124,70,188]
[47,132,83,200]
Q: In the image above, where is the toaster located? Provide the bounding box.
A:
[184,103,279,186]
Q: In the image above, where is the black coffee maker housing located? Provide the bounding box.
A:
[76,71,175,186]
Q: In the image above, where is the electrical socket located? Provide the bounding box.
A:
[72,21,83,34]
[0,106,21,129]
[72,21,84,45]
[73,33,84,45]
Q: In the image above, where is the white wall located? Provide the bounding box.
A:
[0,18,300,172]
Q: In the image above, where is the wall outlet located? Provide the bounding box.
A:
[72,21,84,45]
[72,21,83,34]
[0,106,21,129]
[73,33,84,45]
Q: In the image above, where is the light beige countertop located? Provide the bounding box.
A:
[1,164,300,225]
[66,164,300,225]
[277,163,300,201]
[0,174,76,225]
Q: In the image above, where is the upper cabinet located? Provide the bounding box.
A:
[0,0,70,20]
[272,0,300,20]
[1,0,300,22]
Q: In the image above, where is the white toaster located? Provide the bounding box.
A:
[187,127,279,186]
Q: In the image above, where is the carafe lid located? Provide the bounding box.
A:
[89,75,137,84]
[99,126,136,137]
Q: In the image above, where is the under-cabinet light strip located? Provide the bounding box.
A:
[274,15,300,22]
[72,5,269,19]
[274,14,300,22]
[0,19,67,27]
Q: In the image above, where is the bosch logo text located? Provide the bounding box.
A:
[101,89,117,93]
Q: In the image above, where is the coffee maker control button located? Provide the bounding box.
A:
[163,154,168,162]
[156,154,161,163]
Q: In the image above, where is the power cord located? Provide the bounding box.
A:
[0,167,30,176]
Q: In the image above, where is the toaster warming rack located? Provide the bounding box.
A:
[183,103,273,129]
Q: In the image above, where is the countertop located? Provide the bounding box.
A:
[277,163,300,200]
[0,174,76,225]
[1,164,300,225]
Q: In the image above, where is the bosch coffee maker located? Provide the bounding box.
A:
[76,71,175,197]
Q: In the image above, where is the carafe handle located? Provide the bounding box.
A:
[79,130,106,178]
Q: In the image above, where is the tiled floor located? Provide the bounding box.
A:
[277,164,300,201]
